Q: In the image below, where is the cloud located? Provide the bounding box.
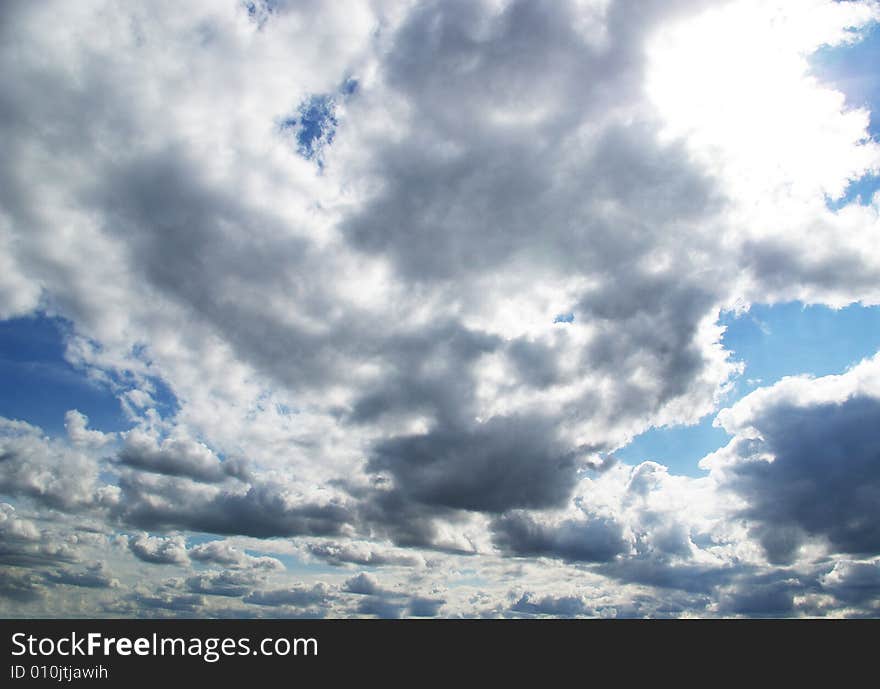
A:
[44,563,119,589]
[510,592,591,617]
[0,569,44,603]
[0,418,117,512]
[128,533,189,565]
[117,428,246,484]
[64,411,113,448]
[115,473,353,538]
[189,540,283,571]
[185,571,262,598]
[820,559,880,607]
[368,415,581,513]
[492,511,628,563]
[243,583,332,608]
[343,572,384,596]
[704,353,880,562]
[303,540,424,568]
[355,597,405,619]
[0,0,880,618]
[407,596,445,617]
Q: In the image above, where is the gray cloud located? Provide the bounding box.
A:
[0,569,44,603]
[243,583,332,608]
[128,533,189,566]
[492,511,628,563]
[118,431,247,484]
[189,541,284,571]
[44,563,119,589]
[368,415,581,513]
[715,395,880,562]
[356,597,405,619]
[185,571,261,598]
[0,420,114,512]
[343,572,384,596]
[303,540,423,568]
[116,474,352,539]
[820,559,880,607]
[510,592,591,617]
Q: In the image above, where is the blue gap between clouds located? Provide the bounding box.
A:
[0,314,177,438]
[615,303,880,476]
[281,79,357,165]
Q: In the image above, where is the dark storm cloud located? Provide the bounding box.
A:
[351,486,459,549]
[368,415,581,513]
[505,338,564,389]
[579,273,722,407]
[346,321,501,428]
[717,579,798,617]
[820,560,880,606]
[719,395,880,562]
[491,510,627,563]
[115,474,352,539]
[345,0,722,282]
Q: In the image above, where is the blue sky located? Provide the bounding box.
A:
[0,316,178,438]
[0,316,125,436]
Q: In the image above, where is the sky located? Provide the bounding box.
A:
[1,0,880,619]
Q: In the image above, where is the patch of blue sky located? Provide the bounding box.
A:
[269,551,342,577]
[0,314,181,438]
[553,312,574,324]
[136,374,179,419]
[721,302,880,390]
[0,315,130,437]
[615,303,880,476]
[281,80,357,166]
[281,94,338,164]
[244,0,277,28]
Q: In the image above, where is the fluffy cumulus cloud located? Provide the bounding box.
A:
[1,0,880,617]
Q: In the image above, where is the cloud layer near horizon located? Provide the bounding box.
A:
[1,0,880,617]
